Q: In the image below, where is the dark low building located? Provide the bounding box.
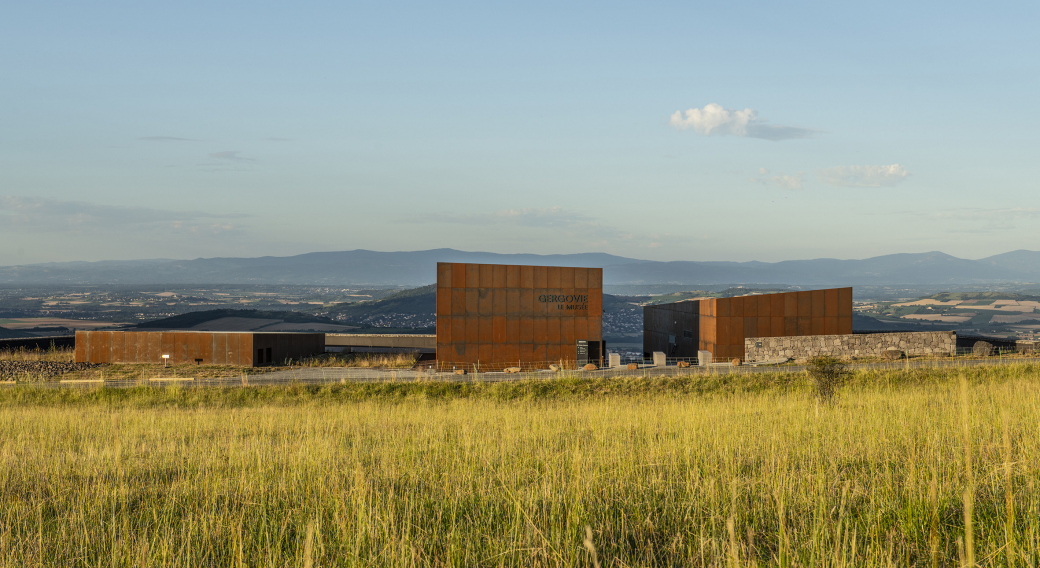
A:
[74,330,324,367]
[644,288,853,361]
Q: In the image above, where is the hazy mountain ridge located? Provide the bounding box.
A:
[0,249,1037,286]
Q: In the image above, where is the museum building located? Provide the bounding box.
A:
[435,262,605,370]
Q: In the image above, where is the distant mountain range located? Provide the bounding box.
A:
[1,248,1038,287]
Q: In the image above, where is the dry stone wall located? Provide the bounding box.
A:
[744,331,956,362]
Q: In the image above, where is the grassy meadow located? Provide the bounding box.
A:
[0,364,1038,566]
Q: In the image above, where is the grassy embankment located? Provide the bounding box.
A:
[1,364,1039,566]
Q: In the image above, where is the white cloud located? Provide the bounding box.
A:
[669,103,815,141]
[816,164,911,187]
[750,170,804,190]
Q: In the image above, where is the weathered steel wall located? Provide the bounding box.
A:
[74,331,323,367]
[435,263,604,370]
[644,288,853,361]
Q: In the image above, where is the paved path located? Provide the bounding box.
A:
[7,356,1038,389]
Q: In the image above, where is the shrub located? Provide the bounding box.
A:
[806,355,848,403]
[972,341,994,357]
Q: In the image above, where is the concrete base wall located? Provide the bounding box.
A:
[744,331,956,362]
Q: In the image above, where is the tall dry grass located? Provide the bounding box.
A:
[0,345,74,362]
[297,351,419,369]
[0,366,1038,566]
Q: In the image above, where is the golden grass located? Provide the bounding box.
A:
[0,346,74,362]
[297,351,419,369]
[0,366,1038,566]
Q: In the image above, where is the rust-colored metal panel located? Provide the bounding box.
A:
[241,334,254,366]
[187,333,202,362]
[479,264,493,288]
[574,318,588,341]
[437,317,450,345]
[491,289,506,315]
[838,287,853,317]
[811,290,826,318]
[811,317,825,335]
[824,316,838,335]
[533,344,547,363]
[716,297,731,317]
[478,316,493,342]
[200,330,215,362]
[547,317,561,343]
[478,288,492,315]
[452,263,467,288]
[506,317,520,342]
[770,294,784,319]
[561,267,575,289]
[756,316,770,338]
[493,265,507,288]
[437,263,452,288]
[784,293,797,317]
[465,289,479,316]
[465,264,480,288]
[784,316,797,336]
[520,266,535,289]
[520,290,534,313]
[450,316,466,343]
[545,343,561,364]
[730,317,744,347]
[465,316,479,343]
[534,266,548,288]
[210,333,225,365]
[519,317,534,343]
[796,317,811,335]
[731,297,744,318]
[755,295,769,318]
[770,317,784,337]
[825,289,839,317]
[224,333,238,366]
[533,317,548,343]
[503,343,519,365]
[506,289,520,316]
[717,317,731,349]
[838,316,853,335]
[451,289,465,316]
[492,316,507,343]
[437,289,450,317]
[589,268,602,289]
[505,265,520,288]
[478,343,493,365]
[575,268,588,289]
[546,267,561,288]
[797,292,812,318]
[520,343,534,365]
[744,317,758,338]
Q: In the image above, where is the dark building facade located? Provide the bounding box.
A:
[436,263,603,370]
[643,288,853,361]
[74,330,324,367]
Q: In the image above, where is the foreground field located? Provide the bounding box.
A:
[1,365,1038,567]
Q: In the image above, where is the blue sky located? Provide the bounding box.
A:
[2,0,1037,265]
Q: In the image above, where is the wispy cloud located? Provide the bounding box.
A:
[209,151,254,162]
[138,136,202,142]
[924,207,1040,232]
[817,164,910,187]
[750,168,804,189]
[669,103,816,141]
[0,196,248,236]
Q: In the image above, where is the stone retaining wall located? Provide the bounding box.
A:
[744,331,956,362]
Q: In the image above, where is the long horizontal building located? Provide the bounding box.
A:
[75,330,324,367]
[644,288,853,361]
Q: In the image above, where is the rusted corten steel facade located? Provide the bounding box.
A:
[643,288,853,361]
[436,263,603,370]
[74,331,324,367]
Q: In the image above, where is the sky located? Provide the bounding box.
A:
[2,0,1038,266]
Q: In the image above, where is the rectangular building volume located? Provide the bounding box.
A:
[643,288,853,361]
[435,263,604,370]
